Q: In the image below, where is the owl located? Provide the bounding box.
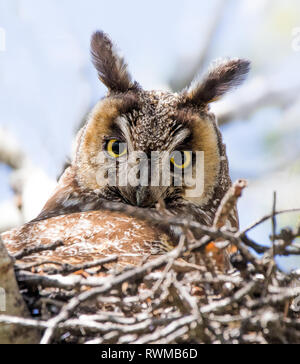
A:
[2,31,250,271]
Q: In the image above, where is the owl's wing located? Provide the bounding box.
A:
[33,167,79,222]
[2,210,172,272]
[33,166,110,223]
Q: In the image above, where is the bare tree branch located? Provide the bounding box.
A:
[214,78,300,125]
[0,237,40,344]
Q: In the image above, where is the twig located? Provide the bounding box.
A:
[43,255,118,275]
[216,79,300,126]
[271,191,277,255]
[16,270,107,290]
[13,240,64,260]
[200,281,257,314]
[15,261,65,272]
[214,179,247,229]
[241,208,300,235]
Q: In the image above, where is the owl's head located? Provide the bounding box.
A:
[75,31,250,209]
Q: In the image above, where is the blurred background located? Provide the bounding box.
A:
[0,0,300,270]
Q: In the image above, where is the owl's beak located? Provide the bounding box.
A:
[134,185,168,207]
[136,186,151,207]
[120,185,166,208]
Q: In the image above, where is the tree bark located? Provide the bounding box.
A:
[0,237,40,344]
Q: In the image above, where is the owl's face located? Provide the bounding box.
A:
[75,89,221,208]
[74,31,250,210]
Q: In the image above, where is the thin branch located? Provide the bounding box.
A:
[241,208,300,235]
[213,179,247,229]
[215,79,300,126]
[42,255,118,275]
[13,240,64,260]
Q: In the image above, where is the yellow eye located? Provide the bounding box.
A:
[106,139,127,158]
[171,151,192,169]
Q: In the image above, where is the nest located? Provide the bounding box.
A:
[1,184,300,344]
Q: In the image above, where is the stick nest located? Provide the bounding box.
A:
[1,184,300,344]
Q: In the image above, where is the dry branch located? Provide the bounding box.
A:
[1,187,300,344]
[215,78,300,125]
[213,179,248,229]
[0,237,40,343]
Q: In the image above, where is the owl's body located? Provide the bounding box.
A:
[4,210,172,271]
[1,31,250,271]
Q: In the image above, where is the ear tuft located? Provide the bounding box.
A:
[91,31,138,92]
[185,58,250,106]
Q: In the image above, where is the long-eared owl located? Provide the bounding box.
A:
[2,31,250,270]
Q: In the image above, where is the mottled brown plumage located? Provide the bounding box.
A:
[4,210,172,271]
[1,31,250,271]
